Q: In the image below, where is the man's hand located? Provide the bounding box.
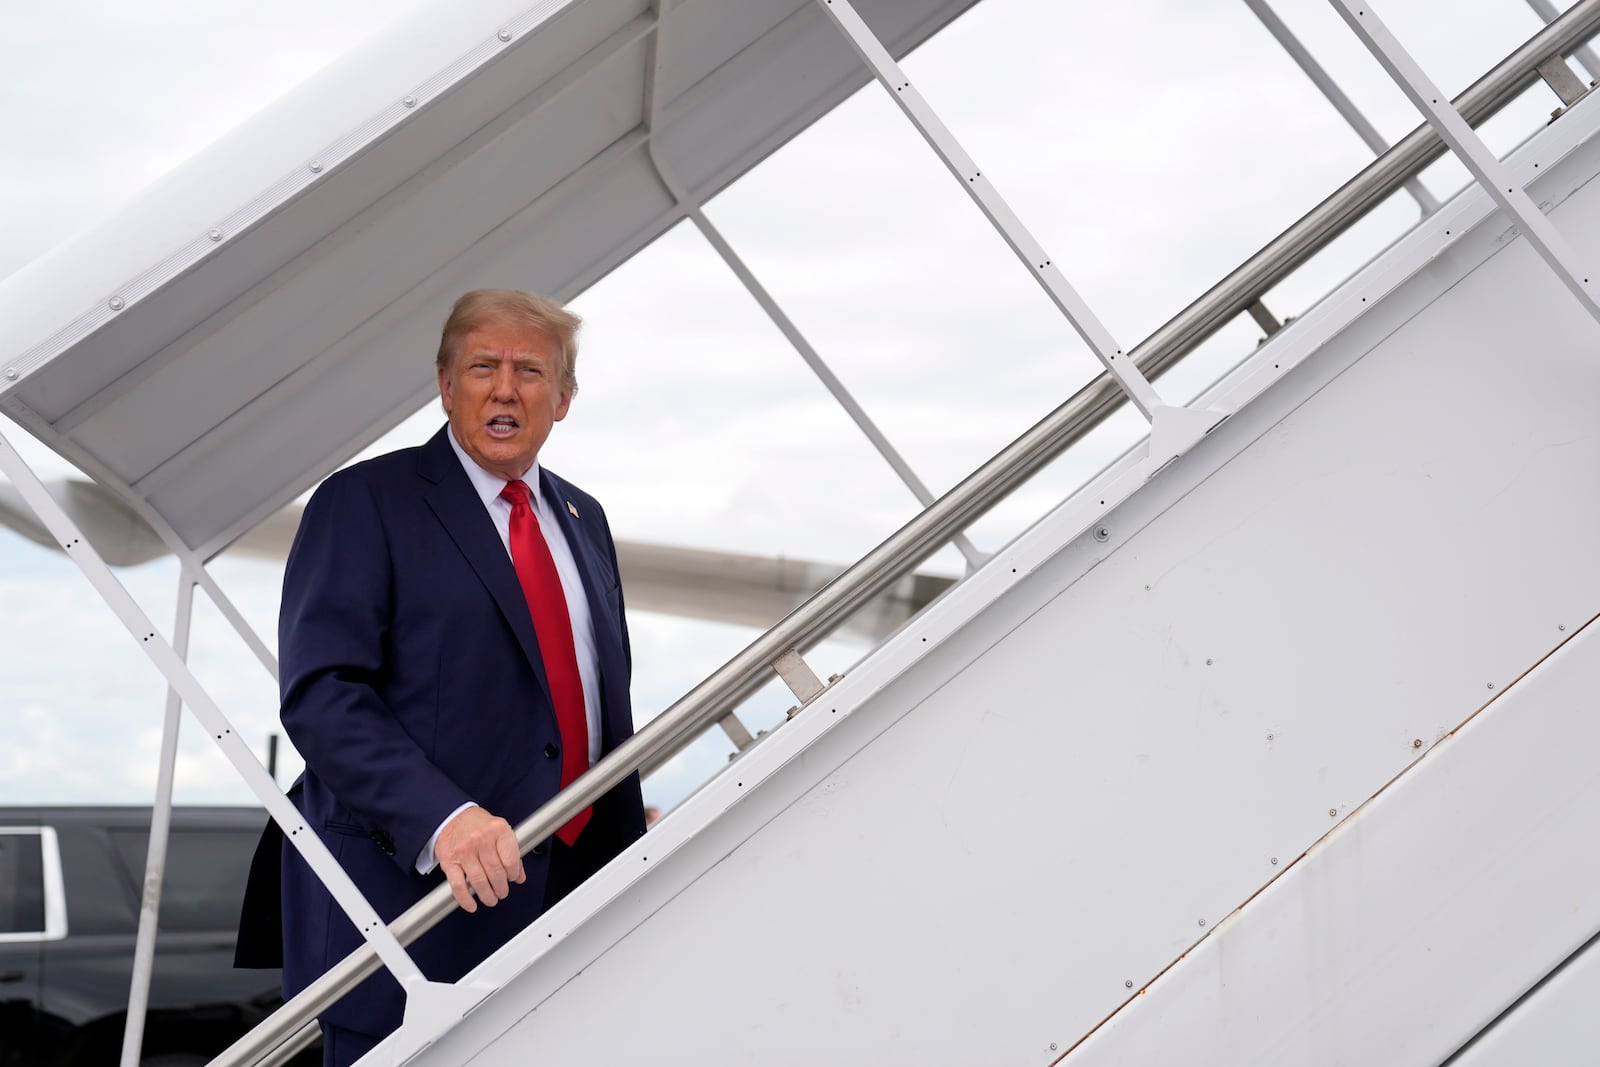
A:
[434,806,526,913]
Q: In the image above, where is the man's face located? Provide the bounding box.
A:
[438,321,572,481]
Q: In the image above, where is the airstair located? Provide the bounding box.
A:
[3,1,1600,1064]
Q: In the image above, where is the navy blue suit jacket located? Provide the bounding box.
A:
[239,425,645,1035]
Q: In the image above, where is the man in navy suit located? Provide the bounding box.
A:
[239,289,645,1065]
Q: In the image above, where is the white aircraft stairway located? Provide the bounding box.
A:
[3,2,1599,1065]
[366,40,1600,1067]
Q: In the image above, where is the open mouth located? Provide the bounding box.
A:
[486,415,520,438]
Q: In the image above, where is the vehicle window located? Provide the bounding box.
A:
[109,828,258,933]
[0,833,46,935]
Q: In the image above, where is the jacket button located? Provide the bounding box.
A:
[543,742,559,759]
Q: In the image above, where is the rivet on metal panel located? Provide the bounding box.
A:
[1093,526,1110,542]
[1270,857,1279,865]
[1559,624,1567,631]
[1329,808,1338,817]
[207,229,223,242]
[1050,1043,1057,1051]
[1412,738,1423,748]
[1198,918,1206,927]
[403,95,417,108]
[1487,682,1496,690]
[108,296,125,311]
[308,160,323,173]
[497,28,512,41]
[3,369,17,382]
[1205,658,1214,666]
[1266,733,1275,741]
[1124,979,1133,989]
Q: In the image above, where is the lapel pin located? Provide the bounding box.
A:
[567,500,580,519]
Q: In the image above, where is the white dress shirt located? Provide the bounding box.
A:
[416,429,605,873]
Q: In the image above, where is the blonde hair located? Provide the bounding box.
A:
[435,289,581,392]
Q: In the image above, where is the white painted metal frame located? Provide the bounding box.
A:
[0,408,282,682]
[352,66,1600,1066]
[810,0,1227,466]
[1331,0,1600,328]
[1244,0,1439,215]
[117,569,197,1067]
[634,0,985,725]
[0,429,429,991]
[639,2,986,575]
[0,826,67,943]
[211,11,1600,1062]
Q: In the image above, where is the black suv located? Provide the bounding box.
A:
[0,806,311,1066]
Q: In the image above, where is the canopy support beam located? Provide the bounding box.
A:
[643,1,987,575]
[0,424,429,993]
[1244,0,1439,215]
[1331,0,1600,329]
[118,568,196,1067]
[810,0,1227,465]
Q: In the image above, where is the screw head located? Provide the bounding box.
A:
[1266,733,1275,741]
[309,160,323,173]
[1270,856,1278,865]
[1487,682,1495,690]
[1329,808,1338,817]
[1094,526,1110,542]
[1050,1044,1057,1052]
[1559,624,1567,632]
[1124,979,1133,988]
[1412,738,1423,749]
[108,296,125,311]
[207,228,223,242]
[1198,918,1206,927]
[497,28,512,41]
[403,95,417,108]
[1205,658,1214,666]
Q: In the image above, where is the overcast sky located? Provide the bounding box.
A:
[0,0,1576,812]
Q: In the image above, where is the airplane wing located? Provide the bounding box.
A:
[0,478,954,641]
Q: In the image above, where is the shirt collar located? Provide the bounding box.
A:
[446,425,541,510]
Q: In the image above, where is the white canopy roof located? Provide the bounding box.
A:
[0,0,976,559]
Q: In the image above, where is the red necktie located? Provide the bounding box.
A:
[499,479,591,845]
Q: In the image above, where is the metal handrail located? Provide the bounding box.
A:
[212,4,1600,1063]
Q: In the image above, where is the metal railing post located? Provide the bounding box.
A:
[1527,0,1600,80]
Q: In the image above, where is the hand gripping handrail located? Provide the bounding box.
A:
[212,3,1600,1063]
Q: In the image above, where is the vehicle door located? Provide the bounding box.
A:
[107,824,280,1011]
[0,824,65,1067]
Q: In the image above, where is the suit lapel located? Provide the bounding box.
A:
[417,428,553,708]
[540,469,629,748]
